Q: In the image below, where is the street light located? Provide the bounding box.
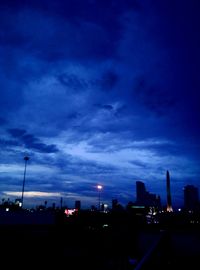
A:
[97,185,103,211]
[21,156,29,208]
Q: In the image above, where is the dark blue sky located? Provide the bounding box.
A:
[0,0,200,209]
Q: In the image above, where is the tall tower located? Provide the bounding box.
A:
[166,170,173,212]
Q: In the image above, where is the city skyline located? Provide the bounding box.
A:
[0,0,200,209]
[1,167,199,210]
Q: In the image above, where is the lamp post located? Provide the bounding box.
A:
[97,185,103,211]
[21,156,29,208]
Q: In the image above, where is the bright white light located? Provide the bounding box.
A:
[97,185,103,190]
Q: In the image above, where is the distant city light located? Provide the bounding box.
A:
[131,205,145,209]
[64,208,77,216]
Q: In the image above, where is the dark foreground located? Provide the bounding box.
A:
[0,224,138,269]
[0,211,200,269]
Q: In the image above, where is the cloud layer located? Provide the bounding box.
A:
[0,0,199,208]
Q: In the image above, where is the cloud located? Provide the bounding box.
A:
[94,104,114,111]
[8,128,26,137]
[0,5,120,63]
[4,191,62,198]
[100,70,119,91]
[0,138,20,149]
[8,128,58,153]
[133,77,177,116]
[0,117,6,125]
[57,73,89,91]
[0,163,58,176]
[0,0,199,208]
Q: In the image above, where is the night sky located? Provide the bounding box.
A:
[0,0,200,209]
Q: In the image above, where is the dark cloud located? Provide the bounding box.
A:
[0,4,120,63]
[0,0,199,208]
[114,105,127,117]
[7,128,58,153]
[100,71,118,91]
[0,0,140,32]
[133,77,177,116]
[94,104,114,111]
[66,112,81,120]
[8,128,26,138]
[57,73,88,91]
[0,77,25,114]
[0,118,7,125]
[129,160,147,168]
[0,138,20,148]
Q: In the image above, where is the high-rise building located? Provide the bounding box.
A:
[184,185,199,211]
[166,170,173,212]
[75,200,81,210]
[136,181,161,207]
[136,181,147,205]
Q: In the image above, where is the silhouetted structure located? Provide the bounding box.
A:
[184,185,199,211]
[97,185,103,211]
[166,170,173,212]
[136,181,161,208]
[112,199,119,210]
[136,181,146,205]
[75,200,81,210]
[21,156,29,208]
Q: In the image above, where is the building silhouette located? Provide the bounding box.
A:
[166,170,173,212]
[184,185,199,211]
[136,181,146,205]
[75,200,81,210]
[136,181,161,208]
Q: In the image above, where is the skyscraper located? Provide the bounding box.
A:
[75,200,81,210]
[184,185,199,211]
[166,170,173,212]
[136,181,161,207]
[136,181,146,205]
